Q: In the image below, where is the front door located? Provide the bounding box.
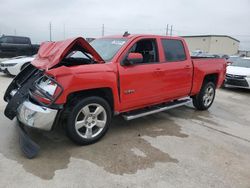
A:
[118,38,165,111]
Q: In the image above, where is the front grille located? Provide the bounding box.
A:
[226,74,246,79]
[225,78,249,87]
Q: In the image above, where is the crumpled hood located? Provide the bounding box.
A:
[32,37,104,70]
[227,66,250,76]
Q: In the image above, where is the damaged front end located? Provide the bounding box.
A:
[3,37,104,158]
[4,64,63,158]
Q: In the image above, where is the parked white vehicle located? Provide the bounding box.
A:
[224,57,250,89]
[0,58,9,63]
[0,56,35,76]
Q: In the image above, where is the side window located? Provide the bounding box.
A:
[14,37,28,44]
[2,37,14,44]
[24,38,30,44]
[14,37,21,44]
[161,39,186,62]
[129,39,159,64]
[0,37,7,43]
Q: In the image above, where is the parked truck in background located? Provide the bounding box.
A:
[3,34,226,158]
[0,35,39,58]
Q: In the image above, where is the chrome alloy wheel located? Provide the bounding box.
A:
[74,103,107,139]
[203,85,215,107]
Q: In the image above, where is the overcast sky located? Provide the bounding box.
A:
[0,0,249,50]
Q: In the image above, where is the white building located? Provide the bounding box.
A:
[182,35,240,56]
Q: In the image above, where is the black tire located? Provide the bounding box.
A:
[192,82,216,111]
[65,96,112,145]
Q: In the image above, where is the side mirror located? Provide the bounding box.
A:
[123,53,143,65]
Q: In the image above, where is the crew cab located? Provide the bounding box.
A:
[3,34,226,158]
[0,35,39,58]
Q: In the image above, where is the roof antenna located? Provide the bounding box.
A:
[123,31,130,37]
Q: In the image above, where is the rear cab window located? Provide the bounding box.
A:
[161,39,187,62]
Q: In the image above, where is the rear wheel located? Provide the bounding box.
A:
[192,82,216,110]
[65,96,112,145]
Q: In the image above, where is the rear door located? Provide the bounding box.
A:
[118,38,166,110]
[159,38,193,99]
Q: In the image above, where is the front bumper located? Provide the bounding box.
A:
[0,67,11,74]
[17,121,40,159]
[3,64,64,158]
[17,100,58,131]
[224,74,250,89]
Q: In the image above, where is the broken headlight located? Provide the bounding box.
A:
[37,76,58,96]
[30,75,63,106]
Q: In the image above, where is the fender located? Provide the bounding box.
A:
[46,63,121,112]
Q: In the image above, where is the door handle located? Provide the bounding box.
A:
[155,68,162,72]
[154,68,163,76]
[185,65,191,69]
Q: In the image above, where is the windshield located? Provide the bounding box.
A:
[90,38,127,61]
[231,58,250,68]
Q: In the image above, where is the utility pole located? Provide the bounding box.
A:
[49,22,52,41]
[170,25,173,36]
[102,24,105,37]
[166,24,169,36]
[63,23,66,39]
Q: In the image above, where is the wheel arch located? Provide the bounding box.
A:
[66,87,115,114]
[20,61,31,71]
[191,73,219,97]
[202,73,219,87]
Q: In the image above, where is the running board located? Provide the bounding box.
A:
[123,98,191,121]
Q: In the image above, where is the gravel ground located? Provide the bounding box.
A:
[0,72,250,188]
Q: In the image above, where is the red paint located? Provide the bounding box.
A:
[32,35,226,113]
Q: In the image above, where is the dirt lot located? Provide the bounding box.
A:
[0,72,250,188]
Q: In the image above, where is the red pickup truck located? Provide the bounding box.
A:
[4,34,226,158]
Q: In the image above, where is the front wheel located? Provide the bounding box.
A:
[192,82,216,111]
[65,96,112,145]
